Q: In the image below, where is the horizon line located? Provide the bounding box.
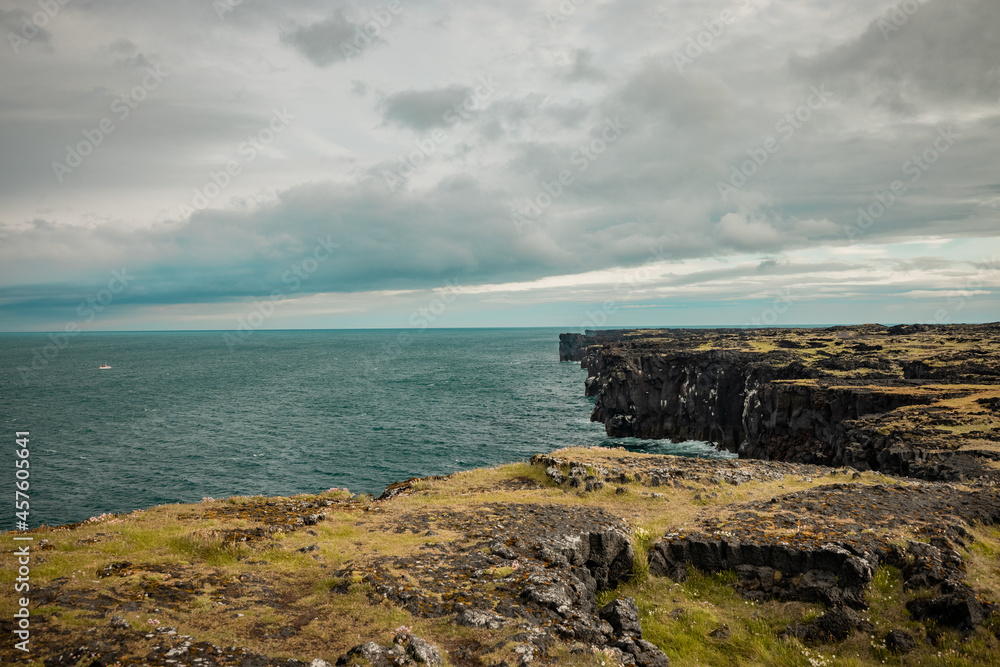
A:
[4,322,998,335]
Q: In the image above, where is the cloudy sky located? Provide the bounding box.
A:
[1,0,998,331]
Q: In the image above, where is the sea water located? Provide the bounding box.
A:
[0,329,732,527]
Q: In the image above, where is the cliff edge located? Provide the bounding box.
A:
[5,447,1000,666]
[562,324,1000,481]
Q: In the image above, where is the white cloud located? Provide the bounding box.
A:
[0,0,998,329]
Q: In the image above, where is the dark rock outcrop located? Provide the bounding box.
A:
[786,606,873,645]
[357,502,639,656]
[599,597,642,639]
[610,637,671,667]
[336,633,443,666]
[647,478,1000,633]
[906,586,985,632]
[885,629,917,654]
[559,331,631,362]
[456,605,508,629]
[650,532,875,609]
[597,596,671,667]
[563,324,1000,481]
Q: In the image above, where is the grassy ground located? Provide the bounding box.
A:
[3,448,999,666]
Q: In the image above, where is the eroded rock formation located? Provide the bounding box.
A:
[564,324,1000,481]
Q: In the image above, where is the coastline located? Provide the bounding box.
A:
[3,326,1000,666]
[563,323,1000,481]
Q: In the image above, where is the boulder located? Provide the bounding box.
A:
[455,606,508,630]
[335,635,443,667]
[108,615,130,629]
[587,530,634,590]
[407,635,443,665]
[884,629,917,654]
[336,641,390,667]
[786,606,872,645]
[907,590,984,631]
[599,597,643,639]
[611,637,671,667]
[546,466,566,485]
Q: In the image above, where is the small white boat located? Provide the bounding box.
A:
[99,364,112,369]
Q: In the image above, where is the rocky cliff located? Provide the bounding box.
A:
[565,324,1000,481]
[7,446,1000,666]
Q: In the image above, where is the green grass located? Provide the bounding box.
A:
[628,526,657,586]
[597,568,831,666]
[166,534,247,566]
[8,447,1000,667]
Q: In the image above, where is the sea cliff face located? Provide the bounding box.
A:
[564,325,1000,481]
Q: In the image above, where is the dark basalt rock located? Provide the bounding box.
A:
[559,331,632,362]
[563,324,1000,481]
[906,588,985,632]
[599,597,642,639]
[588,530,635,590]
[407,635,443,665]
[545,466,566,484]
[337,640,392,666]
[786,606,873,645]
[456,605,509,630]
[97,561,132,578]
[358,503,636,654]
[610,637,671,667]
[48,628,326,667]
[336,634,443,667]
[885,629,917,654]
[647,478,1000,620]
[650,533,874,609]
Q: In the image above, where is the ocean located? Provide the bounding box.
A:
[0,329,732,527]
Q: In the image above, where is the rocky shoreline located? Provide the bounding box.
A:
[3,325,1000,666]
[7,446,1000,666]
[562,324,1000,482]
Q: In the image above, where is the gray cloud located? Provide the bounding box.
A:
[1,8,51,51]
[103,38,153,69]
[565,49,605,82]
[280,12,362,67]
[545,100,590,128]
[617,59,735,130]
[381,85,475,131]
[0,0,998,329]
[792,0,1000,111]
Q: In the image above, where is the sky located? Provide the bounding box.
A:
[0,0,998,332]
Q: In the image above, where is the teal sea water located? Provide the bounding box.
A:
[0,329,732,527]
